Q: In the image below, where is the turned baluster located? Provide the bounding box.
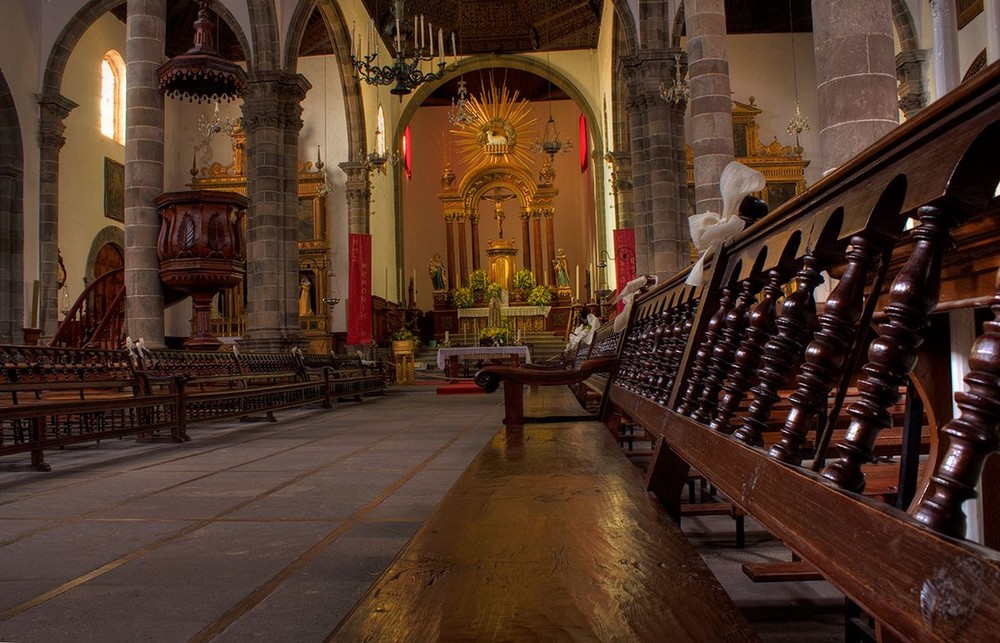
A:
[692,278,761,423]
[677,287,736,416]
[769,236,880,465]
[742,254,824,448]
[644,309,672,397]
[714,269,786,438]
[823,206,959,491]
[911,271,1000,537]
[615,323,643,389]
[660,301,693,403]
[651,307,680,399]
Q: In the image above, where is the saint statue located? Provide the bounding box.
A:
[298,274,314,316]
[553,248,571,289]
[428,254,447,291]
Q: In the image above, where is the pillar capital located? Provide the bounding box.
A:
[241,71,311,133]
[896,49,929,117]
[35,93,77,150]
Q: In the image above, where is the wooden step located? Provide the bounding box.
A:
[742,560,825,583]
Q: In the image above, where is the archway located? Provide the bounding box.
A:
[0,68,24,343]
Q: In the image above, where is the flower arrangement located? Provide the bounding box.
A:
[512,269,535,291]
[452,287,474,308]
[480,325,510,345]
[469,268,489,296]
[526,285,553,306]
[391,327,415,341]
[485,282,504,302]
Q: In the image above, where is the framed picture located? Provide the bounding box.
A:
[957,0,983,29]
[104,157,124,223]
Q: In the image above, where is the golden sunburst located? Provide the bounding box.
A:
[451,81,536,171]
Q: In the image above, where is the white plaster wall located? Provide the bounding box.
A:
[57,12,126,304]
[596,0,619,288]
[0,1,43,324]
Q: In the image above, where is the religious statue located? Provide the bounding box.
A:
[298,274,314,316]
[553,248,571,289]
[481,188,516,239]
[428,254,447,291]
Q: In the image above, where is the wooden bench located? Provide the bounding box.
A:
[132,348,331,438]
[0,344,181,470]
[297,352,386,401]
[330,384,757,641]
[474,62,1000,639]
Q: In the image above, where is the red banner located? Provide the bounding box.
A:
[613,228,637,313]
[347,233,372,345]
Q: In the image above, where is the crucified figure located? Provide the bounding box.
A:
[481,188,517,239]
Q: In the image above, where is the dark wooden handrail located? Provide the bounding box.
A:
[50,267,125,349]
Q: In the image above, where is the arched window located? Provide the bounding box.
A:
[375,104,386,156]
[100,51,125,143]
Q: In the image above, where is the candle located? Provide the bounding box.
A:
[451,32,456,58]
[429,22,434,57]
[588,263,593,300]
[351,23,356,56]
[445,330,450,343]
[438,29,444,64]
[413,268,417,293]
[575,264,580,300]
[413,16,417,49]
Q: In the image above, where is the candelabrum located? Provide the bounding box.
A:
[659,54,690,106]
[448,78,469,125]
[786,101,810,152]
[350,0,458,96]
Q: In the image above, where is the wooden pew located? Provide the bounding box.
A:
[605,62,1000,640]
[0,344,181,470]
[297,352,386,401]
[330,384,758,641]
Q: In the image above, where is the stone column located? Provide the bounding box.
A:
[686,1,734,219]
[241,71,311,351]
[619,51,689,277]
[469,212,481,271]
[930,0,961,96]
[520,210,531,272]
[0,164,23,344]
[812,0,897,172]
[339,161,370,234]
[989,0,1000,63]
[124,0,165,348]
[35,93,77,339]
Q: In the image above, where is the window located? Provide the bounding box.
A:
[101,51,125,143]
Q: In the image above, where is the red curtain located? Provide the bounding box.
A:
[347,233,372,345]
[613,228,637,312]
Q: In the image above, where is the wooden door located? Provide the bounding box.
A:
[92,243,124,320]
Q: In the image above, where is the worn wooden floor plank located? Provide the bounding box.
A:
[331,398,757,642]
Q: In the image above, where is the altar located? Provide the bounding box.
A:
[436,345,532,380]
[456,305,551,338]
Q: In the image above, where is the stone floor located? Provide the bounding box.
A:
[0,387,846,642]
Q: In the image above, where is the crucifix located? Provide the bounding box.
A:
[481,187,517,239]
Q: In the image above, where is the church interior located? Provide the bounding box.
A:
[1,0,1000,640]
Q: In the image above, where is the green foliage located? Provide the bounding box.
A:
[452,287,474,308]
[526,285,553,306]
[469,269,489,294]
[485,282,504,302]
[480,326,510,345]
[513,269,535,291]
[391,327,415,341]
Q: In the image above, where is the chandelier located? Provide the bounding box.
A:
[351,0,458,96]
[536,114,573,158]
[197,102,241,139]
[158,0,246,103]
[659,54,690,106]
[448,78,469,125]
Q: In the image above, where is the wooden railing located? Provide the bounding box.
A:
[50,267,125,349]
[601,61,1000,641]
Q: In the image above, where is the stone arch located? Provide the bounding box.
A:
[0,68,24,343]
[42,0,253,96]
[671,2,686,48]
[891,0,919,52]
[247,0,279,72]
[611,0,641,52]
[284,0,367,166]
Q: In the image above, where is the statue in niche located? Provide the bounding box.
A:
[553,248,571,289]
[428,254,447,291]
[299,273,314,316]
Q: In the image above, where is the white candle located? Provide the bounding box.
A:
[413,16,417,49]
[445,330,450,343]
[451,32,457,57]
[429,23,434,56]
[588,263,593,300]
[351,23,356,56]
[438,29,444,64]
[413,268,417,293]
[575,264,580,300]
